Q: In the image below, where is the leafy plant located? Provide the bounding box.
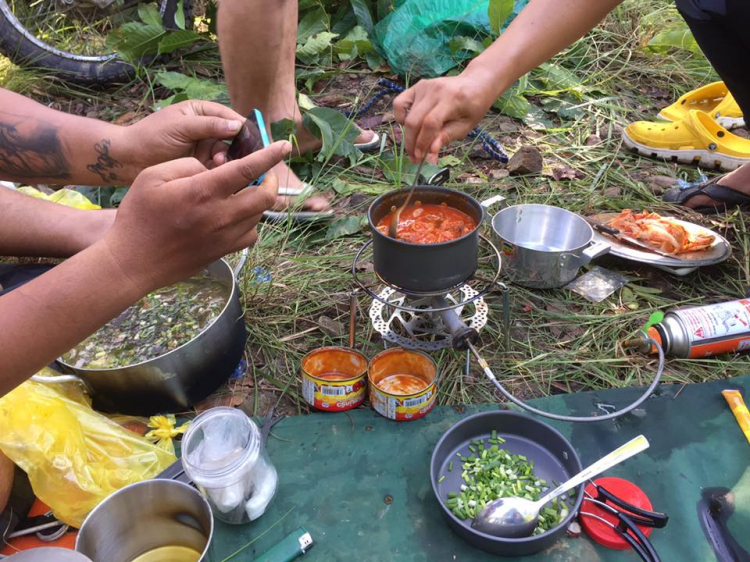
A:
[153,71,228,107]
[108,2,202,63]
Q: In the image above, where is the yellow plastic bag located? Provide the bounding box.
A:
[17,186,101,210]
[0,371,175,527]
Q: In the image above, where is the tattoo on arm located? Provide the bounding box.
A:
[0,113,70,180]
[86,139,123,183]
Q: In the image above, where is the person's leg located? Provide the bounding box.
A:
[217,0,373,207]
[672,1,750,209]
[0,452,12,513]
[678,1,750,116]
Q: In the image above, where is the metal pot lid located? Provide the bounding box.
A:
[589,213,731,268]
[5,548,92,561]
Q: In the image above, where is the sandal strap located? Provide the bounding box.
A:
[702,183,750,206]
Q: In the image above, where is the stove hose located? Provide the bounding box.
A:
[466,339,665,423]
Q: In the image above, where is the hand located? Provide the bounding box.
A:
[102,141,291,294]
[121,100,246,178]
[394,71,498,163]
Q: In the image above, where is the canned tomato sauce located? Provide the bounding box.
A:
[369,348,437,421]
[301,347,368,412]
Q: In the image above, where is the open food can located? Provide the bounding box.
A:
[368,348,438,421]
[301,347,368,412]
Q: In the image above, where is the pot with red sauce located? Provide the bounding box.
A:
[368,186,484,293]
[368,348,438,422]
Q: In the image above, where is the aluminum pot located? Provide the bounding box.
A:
[368,186,484,293]
[75,479,213,562]
[490,204,610,289]
[33,252,249,415]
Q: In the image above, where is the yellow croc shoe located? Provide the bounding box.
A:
[622,110,750,172]
[658,81,745,130]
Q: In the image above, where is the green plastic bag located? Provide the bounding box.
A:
[374,0,528,77]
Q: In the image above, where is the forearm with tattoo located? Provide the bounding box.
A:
[86,139,124,183]
[0,113,70,180]
[0,100,129,186]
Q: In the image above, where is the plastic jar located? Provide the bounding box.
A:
[181,407,278,525]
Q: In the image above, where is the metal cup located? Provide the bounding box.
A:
[75,479,213,562]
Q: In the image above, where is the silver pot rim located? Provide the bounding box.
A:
[56,257,239,373]
[75,478,214,559]
[490,203,595,254]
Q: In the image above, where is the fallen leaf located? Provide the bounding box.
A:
[318,315,345,336]
[114,111,140,125]
[359,114,384,130]
[551,165,584,181]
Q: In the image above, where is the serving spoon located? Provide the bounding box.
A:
[388,154,428,239]
[471,434,649,538]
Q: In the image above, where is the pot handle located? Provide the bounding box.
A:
[480,195,507,209]
[581,241,611,264]
[479,195,507,224]
[233,247,250,279]
[30,373,85,385]
[558,241,610,269]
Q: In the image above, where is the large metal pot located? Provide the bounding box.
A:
[33,252,249,415]
[490,204,610,289]
[75,479,213,562]
[368,186,484,293]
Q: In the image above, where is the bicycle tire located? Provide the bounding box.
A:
[0,0,193,86]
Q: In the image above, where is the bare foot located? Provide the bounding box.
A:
[271,161,330,212]
[292,122,377,155]
[683,164,750,209]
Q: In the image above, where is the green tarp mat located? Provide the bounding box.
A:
[206,375,750,561]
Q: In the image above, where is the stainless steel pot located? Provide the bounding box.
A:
[75,479,213,562]
[490,204,610,289]
[32,251,249,415]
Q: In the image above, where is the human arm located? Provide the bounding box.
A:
[0,90,245,185]
[0,187,115,257]
[0,141,291,397]
[394,0,624,162]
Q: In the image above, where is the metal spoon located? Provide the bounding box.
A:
[388,155,427,239]
[471,434,649,538]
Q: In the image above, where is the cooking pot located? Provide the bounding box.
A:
[490,204,610,289]
[368,186,485,293]
[32,251,249,415]
[75,479,213,562]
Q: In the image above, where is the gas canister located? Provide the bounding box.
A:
[633,299,750,358]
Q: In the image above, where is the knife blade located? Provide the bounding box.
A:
[587,219,677,259]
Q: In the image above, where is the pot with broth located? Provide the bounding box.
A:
[50,258,247,415]
[63,271,228,369]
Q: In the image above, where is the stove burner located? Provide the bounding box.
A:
[369,284,488,351]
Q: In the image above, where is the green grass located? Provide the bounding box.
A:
[2,0,747,416]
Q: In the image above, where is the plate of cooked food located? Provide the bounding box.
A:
[588,209,731,268]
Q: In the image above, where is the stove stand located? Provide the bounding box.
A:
[369,284,488,351]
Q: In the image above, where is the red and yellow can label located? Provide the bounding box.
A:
[370,384,436,421]
[302,374,366,412]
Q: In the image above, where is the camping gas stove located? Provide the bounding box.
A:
[352,236,509,353]
[351,233,666,423]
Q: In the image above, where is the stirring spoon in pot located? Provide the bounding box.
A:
[471,434,649,538]
[388,154,428,239]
